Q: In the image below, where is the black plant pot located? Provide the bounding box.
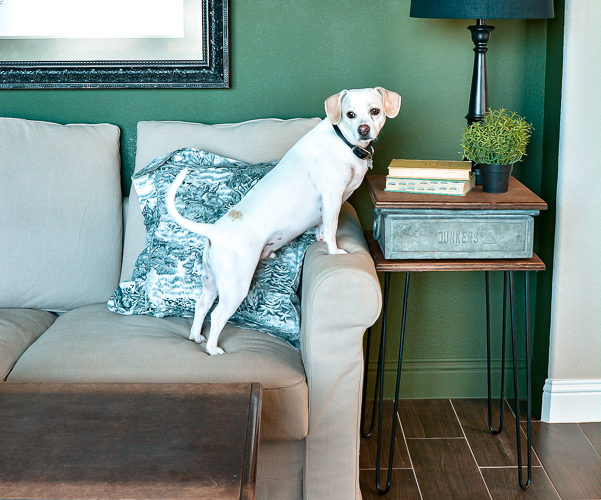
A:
[480,163,513,193]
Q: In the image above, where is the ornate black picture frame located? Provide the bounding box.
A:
[0,0,229,89]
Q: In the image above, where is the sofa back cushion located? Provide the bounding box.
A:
[0,118,122,311]
[120,117,321,280]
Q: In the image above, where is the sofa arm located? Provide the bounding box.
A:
[300,202,382,500]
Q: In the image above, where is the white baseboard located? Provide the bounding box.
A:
[541,378,601,423]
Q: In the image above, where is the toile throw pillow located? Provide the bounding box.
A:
[108,148,315,349]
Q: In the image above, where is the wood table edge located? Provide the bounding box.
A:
[366,175,549,211]
[240,383,262,500]
[0,382,255,394]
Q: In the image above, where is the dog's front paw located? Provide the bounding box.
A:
[189,332,207,343]
[206,344,225,356]
[328,247,348,255]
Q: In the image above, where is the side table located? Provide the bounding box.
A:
[361,176,547,495]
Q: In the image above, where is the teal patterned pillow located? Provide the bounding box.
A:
[108,148,315,349]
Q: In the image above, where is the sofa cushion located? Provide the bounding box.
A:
[109,148,314,349]
[7,304,308,441]
[121,118,321,281]
[0,118,122,311]
[0,309,56,380]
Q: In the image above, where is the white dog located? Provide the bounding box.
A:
[166,87,401,354]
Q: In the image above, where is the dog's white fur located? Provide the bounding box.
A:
[166,87,401,355]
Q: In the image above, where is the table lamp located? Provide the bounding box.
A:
[410,0,554,124]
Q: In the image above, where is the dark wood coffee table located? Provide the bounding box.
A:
[0,383,262,500]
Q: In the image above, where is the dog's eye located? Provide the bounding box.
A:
[346,111,356,119]
[370,108,381,116]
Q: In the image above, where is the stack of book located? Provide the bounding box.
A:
[385,159,475,196]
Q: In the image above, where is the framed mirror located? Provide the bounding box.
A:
[0,0,229,88]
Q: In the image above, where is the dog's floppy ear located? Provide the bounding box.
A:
[325,90,348,125]
[375,87,401,118]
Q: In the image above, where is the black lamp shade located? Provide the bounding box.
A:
[410,0,554,20]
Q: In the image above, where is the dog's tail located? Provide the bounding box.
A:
[166,168,217,241]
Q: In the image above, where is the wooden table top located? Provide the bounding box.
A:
[0,383,262,500]
[366,175,548,211]
[366,231,546,272]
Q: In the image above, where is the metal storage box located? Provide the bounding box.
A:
[373,208,539,259]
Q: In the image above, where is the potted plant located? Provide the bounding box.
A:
[461,108,533,193]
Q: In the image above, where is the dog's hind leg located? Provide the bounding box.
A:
[189,243,217,343]
[204,252,256,355]
[189,268,217,343]
[204,283,249,355]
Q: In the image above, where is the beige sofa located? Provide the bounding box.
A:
[0,116,381,500]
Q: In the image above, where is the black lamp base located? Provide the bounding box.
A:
[466,19,495,125]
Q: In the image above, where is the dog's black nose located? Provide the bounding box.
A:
[358,124,370,137]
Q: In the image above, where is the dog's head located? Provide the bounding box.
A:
[325,87,401,145]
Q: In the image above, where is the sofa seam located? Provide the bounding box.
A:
[262,379,307,391]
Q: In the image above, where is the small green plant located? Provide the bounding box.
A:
[461,108,533,165]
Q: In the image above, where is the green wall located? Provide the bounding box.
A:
[0,0,562,410]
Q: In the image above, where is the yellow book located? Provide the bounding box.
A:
[388,159,472,181]
[385,174,475,196]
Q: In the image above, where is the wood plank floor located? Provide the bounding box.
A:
[360,399,601,500]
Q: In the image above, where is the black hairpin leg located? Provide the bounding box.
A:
[509,271,532,490]
[375,271,410,495]
[361,272,390,438]
[361,325,380,438]
[486,271,508,434]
